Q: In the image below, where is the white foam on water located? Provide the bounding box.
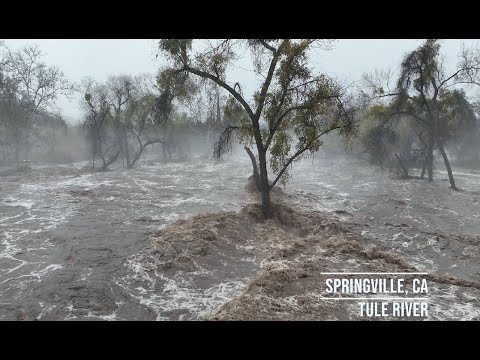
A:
[0,258,27,276]
[86,310,121,321]
[10,215,37,226]
[402,213,429,226]
[391,232,416,242]
[36,303,56,320]
[260,258,294,272]
[1,231,21,258]
[0,173,79,299]
[161,213,180,223]
[163,196,216,207]
[134,179,158,187]
[235,244,255,251]
[118,273,248,321]
[429,285,480,321]
[1,197,35,210]
[58,175,114,189]
[0,233,28,276]
[352,182,376,190]
[29,264,63,280]
[198,183,213,190]
[436,169,480,178]
[117,253,251,320]
[189,259,214,277]
[409,254,438,272]
[0,213,24,223]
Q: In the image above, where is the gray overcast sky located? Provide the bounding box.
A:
[3,39,480,124]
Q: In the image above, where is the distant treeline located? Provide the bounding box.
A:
[2,39,480,201]
[0,42,230,169]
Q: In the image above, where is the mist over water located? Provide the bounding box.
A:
[1,147,479,320]
[3,38,480,321]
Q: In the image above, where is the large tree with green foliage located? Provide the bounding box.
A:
[157,39,355,218]
[363,39,480,190]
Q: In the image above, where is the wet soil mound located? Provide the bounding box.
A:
[141,201,480,320]
[145,207,261,275]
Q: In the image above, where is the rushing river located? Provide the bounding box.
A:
[1,152,479,320]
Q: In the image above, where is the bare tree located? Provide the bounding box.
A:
[126,93,164,168]
[0,43,73,164]
[82,74,169,170]
[107,75,135,168]
[83,80,120,171]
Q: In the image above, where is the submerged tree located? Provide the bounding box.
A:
[0,73,28,163]
[126,84,169,168]
[82,74,170,170]
[108,75,135,168]
[158,39,356,218]
[363,39,480,190]
[83,80,120,170]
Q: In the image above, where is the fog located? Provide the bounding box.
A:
[3,39,478,123]
[1,39,480,321]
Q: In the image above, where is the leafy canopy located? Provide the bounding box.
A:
[158,39,356,186]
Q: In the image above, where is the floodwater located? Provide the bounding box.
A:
[1,152,479,320]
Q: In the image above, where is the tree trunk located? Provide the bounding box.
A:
[15,141,20,166]
[25,132,29,165]
[123,129,130,168]
[128,148,143,169]
[420,160,426,179]
[101,149,120,171]
[439,144,458,191]
[162,142,168,162]
[426,156,433,182]
[244,146,261,191]
[216,90,221,126]
[257,149,272,218]
[426,137,434,182]
[394,153,409,178]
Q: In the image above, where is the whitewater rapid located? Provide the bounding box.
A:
[0,153,479,320]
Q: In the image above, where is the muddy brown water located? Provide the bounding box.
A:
[1,153,479,320]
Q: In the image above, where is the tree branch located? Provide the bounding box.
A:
[183,65,255,120]
[253,40,287,121]
[265,104,311,148]
[258,40,276,53]
[269,125,341,189]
